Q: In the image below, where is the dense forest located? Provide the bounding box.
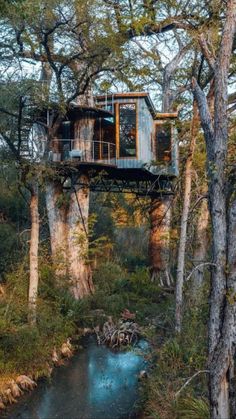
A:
[0,0,236,418]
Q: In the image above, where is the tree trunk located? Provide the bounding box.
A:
[209,198,236,419]
[148,46,189,286]
[175,102,198,332]
[46,176,94,298]
[66,89,95,298]
[45,180,68,276]
[192,195,209,292]
[227,199,236,419]
[45,87,95,298]
[192,2,236,415]
[149,195,172,286]
[28,181,39,325]
[67,176,94,298]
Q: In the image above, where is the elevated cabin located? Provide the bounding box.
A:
[95,93,178,177]
[47,92,178,195]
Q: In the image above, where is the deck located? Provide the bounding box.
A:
[49,138,176,196]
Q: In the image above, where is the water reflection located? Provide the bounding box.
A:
[5,336,148,419]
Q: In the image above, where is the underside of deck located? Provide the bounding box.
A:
[52,161,176,197]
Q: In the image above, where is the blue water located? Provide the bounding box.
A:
[5,337,149,419]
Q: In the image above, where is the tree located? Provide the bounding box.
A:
[0,0,119,299]
[175,101,198,332]
[0,76,43,323]
[192,1,236,416]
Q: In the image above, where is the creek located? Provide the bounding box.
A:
[4,336,149,419]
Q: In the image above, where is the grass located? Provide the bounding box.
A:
[0,257,210,419]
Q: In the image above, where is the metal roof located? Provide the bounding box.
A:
[95,92,178,119]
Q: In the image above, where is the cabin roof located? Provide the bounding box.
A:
[95,92,178,120]
[34,103,113,122]
[68,103,113,119]
[96,92,156,118]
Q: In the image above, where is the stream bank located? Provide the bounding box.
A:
[3,336,150,419]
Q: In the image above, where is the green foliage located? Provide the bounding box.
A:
[0,224,18,274]
[145,292,208,419]
[0,163,29,276]
[91,262,173,325]
[176,396,210,419]
[0,259,78,378]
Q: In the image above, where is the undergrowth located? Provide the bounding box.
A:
[0,256,210,419]
[90,262,174,328]
[0,257,80,379]
[144,282,209,418]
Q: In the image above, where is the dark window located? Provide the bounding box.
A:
[119,103,137,157]
[62,121,72,139]
[156,123,172,163]
[61,121,73,159]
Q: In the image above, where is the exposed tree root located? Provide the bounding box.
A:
[96,313,140,348]
[16,375,37,391]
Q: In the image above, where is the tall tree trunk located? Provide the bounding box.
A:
[46,176,94,298]
[192,195,209,292]
[46,89,95,298]
[149,195,172,286]
[28,181,39,325]
[226,198,236,419]
[67,177,94,298]
[175,102,198,332]
[193,2,236,415]
[66,89,95,298]
[45,180,68,276]
[148,45,189,286]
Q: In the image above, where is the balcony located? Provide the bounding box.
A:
[49,139,117,166]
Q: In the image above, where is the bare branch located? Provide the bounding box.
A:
[186,263,217,283]
[175,370,209,398]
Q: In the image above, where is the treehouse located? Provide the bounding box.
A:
[47,93,179,196]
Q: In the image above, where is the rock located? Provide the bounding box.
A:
[16,375,37,391]
[138,370,148,380]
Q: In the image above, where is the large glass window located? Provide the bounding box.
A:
[156,123,172,163]
[119,103,137,157]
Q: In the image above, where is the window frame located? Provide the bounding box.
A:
[116,102,138,159]
[154,120,173,164]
